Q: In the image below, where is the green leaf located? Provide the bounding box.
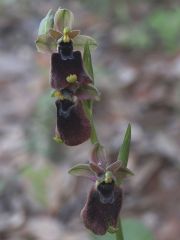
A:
[118,124,131,167]
[38,9,54,36]
[91,218,154,240]
[122,219,154,240]
[36,34,57,53]
[54,8,74,32]
[68,164,94,179]
[73,35,97,50]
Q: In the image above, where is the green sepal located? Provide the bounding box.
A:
[36,34,57,53]
[73,35,97,51]
[76,84,100,101]
[118,124,131,167]
[38,9,54,36]
[68,164,94,178]
[54,8,74,32]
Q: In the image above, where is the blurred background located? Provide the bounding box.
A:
[0,0,180,239]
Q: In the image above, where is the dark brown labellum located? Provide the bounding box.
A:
[81,186,122,235]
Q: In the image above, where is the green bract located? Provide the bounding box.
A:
[83,42,94,80]
[118,124,131,167]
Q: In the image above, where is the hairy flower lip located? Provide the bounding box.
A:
[81,186,123,235]
[51,50,92,90]
[55,99,91,146]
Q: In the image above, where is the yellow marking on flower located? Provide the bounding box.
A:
[53,135,63,144]
[105,171,113,183]
[54,90,64,100]
[66,74,77,83]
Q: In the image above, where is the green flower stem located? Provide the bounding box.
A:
[82,100,100,145]
[83,41,127,240]
[115,218,124,240]
[89,114,99,145]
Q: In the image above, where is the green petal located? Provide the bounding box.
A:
[54,8,74,32]
[73,35,97,50]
